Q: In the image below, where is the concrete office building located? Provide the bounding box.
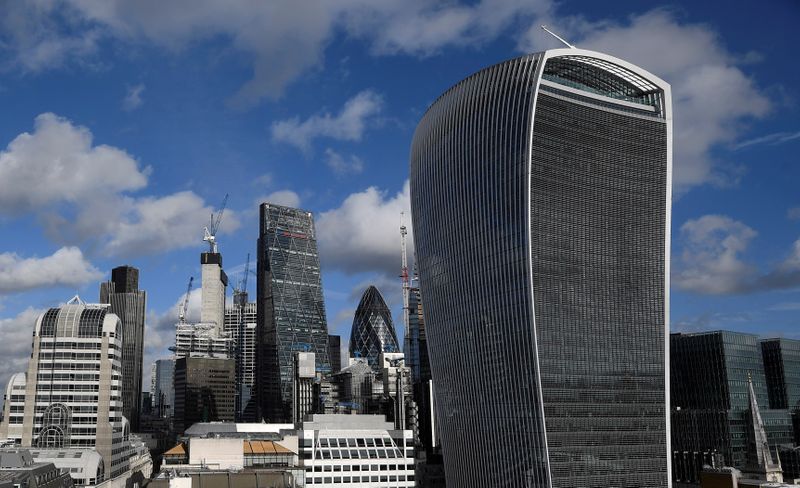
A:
[300,414,415,487]
[224,299,258,421]
[173,357,235,433]
[257,203,331,422]
[0,298,152,486]
[200,253,227,333]
[292,352,316,425]
[410,48,672,487]
[99,266,146,431]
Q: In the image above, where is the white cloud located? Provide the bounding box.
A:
[257,190,301,209]
[123,83,145,111]
[317,181,410,275]
[0,113,238,257]
[104,191,240,257]
[0,247,102,294]
[0,308,42,390]
[788,207,800,221]
[271,90,383,152]
[325,148,364,175]
[673,215,757,295]
[520,9,771,192]
[0,113,147,214]
[674,215,800,295]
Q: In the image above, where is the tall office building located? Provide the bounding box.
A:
[404,285,429,385]
[350,286,400,372]
[671,331,794,484]
[0,297,152,484]
[328,335,342,374]
[410,48,672,487]
[99,265,146,431]
[257,203,331,422]
[152,359,175,418]
[224,298,258,421]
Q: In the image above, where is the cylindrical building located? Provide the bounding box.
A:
[410,48,672,488]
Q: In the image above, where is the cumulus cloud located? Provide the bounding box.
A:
[271,91,383,152]
[0,113,147,214]
[520,9,771,192]
[257,190,302,208]
[317,181,410,275]
[123,83,145,111]
[674,214,800,295]
[0,247,102,294]
[673,215,758,294]
[0,113,238,257]
[0,308,43,390]
[325,148,364,175]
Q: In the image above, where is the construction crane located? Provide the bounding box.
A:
[203,194,229,254]
[233,253,251,307]
[178,276,194,324]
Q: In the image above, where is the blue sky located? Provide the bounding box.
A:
[0,0,798,387]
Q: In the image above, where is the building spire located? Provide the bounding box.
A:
[744,373,783,482]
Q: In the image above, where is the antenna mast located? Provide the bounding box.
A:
[400,213,410,354]
[541,25,575,49]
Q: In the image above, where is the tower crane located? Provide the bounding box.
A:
[233,253,251,307]
[178,276,194,324]
[203,194,229,254]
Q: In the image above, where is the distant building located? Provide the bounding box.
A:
[200,253,228,334]
[327,336,342,374]
[404,284,428,385]
[173,357,236,433]
[762,338,800,442]
[331,359,380,415]
[152,359,175,418]
[0,450,73,488]
[672,331,794,484]
[292,353,316,425]
[100,265,146,431]
[349,286,399,373]
[257,203,331,423]
[299,414,415,487]
[0,297,153,486]
[224,298,258,421]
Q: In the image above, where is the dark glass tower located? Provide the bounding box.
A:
[257,203,331,422]
[671,331,794,483]
[349,286,400,372]
[410,49,672,487]
[100,265,146,431]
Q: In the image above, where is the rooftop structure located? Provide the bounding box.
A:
[0,450,73,488]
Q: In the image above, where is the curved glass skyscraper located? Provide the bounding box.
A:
[349,285,400,371]
[410,48,672,488]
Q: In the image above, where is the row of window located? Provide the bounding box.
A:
[306,474,414,484]
[307,463,413,472]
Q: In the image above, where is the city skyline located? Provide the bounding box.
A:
[0,0,799,394]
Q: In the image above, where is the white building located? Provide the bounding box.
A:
[224,299,257,421]
[0,297,152,487]
[300,414,415,487]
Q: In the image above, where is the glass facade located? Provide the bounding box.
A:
[410,49,670,488]
[350,286,400,372]
[257,203,331,422]
[671,331,794,483]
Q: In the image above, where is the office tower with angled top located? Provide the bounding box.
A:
[257,203,331,423]
[410,47,672,487]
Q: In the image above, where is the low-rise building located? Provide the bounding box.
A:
[299,414,414,487]
[0,450,73,488]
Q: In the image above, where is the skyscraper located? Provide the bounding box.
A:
[99,265,146,431]
[257,203,331,422]
[349,286,400,372]
[152,358,175,418]
[173,356,236,433]
[328,335,342,374]
[224,298,258,421]
[410,48,672,487]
